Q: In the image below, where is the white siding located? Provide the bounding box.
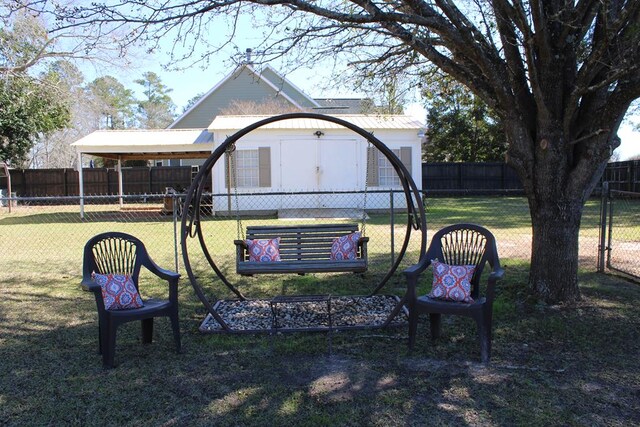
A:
[210,126,422,213]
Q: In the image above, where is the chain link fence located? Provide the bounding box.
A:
[599,186,640,280]
[1,189,607,281]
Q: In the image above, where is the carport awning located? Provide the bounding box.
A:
[71,128,214,160]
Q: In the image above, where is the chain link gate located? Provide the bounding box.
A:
[598,182,640,280]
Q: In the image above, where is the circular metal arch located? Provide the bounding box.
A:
[180,113,427,331]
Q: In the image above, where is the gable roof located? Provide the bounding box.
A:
[260,65,321,109]
[168,64,320,129]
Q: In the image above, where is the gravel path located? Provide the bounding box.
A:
[200,295,408,332]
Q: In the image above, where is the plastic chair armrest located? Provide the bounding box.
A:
[485,267,505,302]
[81,277,100,293]
[143,257,180,282]
[403,256,432,280]
[489,268,505,283]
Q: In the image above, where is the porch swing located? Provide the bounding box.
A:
[226,141,371,276]
[180,113,427,332]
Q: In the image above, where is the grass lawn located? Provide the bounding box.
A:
[1,197,639,425]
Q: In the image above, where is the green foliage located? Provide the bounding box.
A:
[135,71,176,128]
[0,13,71,165]
[0,75,70,164]
[88,76,136,129]
[423,75,506,162]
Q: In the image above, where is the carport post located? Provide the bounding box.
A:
[77,153,85,219]
[118,156,124,208]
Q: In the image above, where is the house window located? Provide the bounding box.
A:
[378,149,402,186]
[367,146,412,188]
[226,147,271,189]
[235,149,259,187]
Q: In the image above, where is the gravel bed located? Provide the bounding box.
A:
[200,295,408,332]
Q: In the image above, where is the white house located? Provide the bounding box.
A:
[208,114,423,213]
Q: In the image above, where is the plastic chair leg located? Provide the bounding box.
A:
[97,324,103,355]
[408,309,418,349]
[477,317,492,364]
[170,312,181,353]
[103,325,117,368]
[141,318,154,344]
[429,313,442,339]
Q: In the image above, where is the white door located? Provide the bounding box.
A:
[317,139,359,190]
[279,138,360,209]
[317,139,360,208]
[280,139,319,209]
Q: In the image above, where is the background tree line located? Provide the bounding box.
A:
[0,13,177,169]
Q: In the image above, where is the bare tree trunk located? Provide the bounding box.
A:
[528,197,583,303]
[508,123,599,305]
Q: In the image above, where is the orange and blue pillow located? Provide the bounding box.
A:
[428,259,475,303]
[246,237,281,262]
[330,232,361,260]
[93,273,144,310]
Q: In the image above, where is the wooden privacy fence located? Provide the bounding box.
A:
[600,160,640,192]
[1,161,637,197]
[422,162,522,191]
[422,160,639,193]
[0,167,193,197]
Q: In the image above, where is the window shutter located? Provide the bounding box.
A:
[366,147,379,187]
[258,147,271,187]
[224,152,236,189]
[400,147,412,176]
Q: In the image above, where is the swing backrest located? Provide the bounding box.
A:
[244,223,363,261]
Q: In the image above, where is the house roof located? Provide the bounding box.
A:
[71,129,214,160]
[208,114,425,131]
[168,64,320,129]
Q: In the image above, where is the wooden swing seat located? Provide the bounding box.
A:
[235,223,368,275]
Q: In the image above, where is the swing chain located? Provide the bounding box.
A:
[361,140,372,237]
[226,143,245,241]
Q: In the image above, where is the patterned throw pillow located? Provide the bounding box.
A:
[428,259,475,303]
[93,273,144,310]
[246,237,281,262]
[330,232,361,260]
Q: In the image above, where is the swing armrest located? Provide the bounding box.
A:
[358,237,369,259]
[234,240,248,262]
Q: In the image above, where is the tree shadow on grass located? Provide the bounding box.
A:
[1,272,639,425]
